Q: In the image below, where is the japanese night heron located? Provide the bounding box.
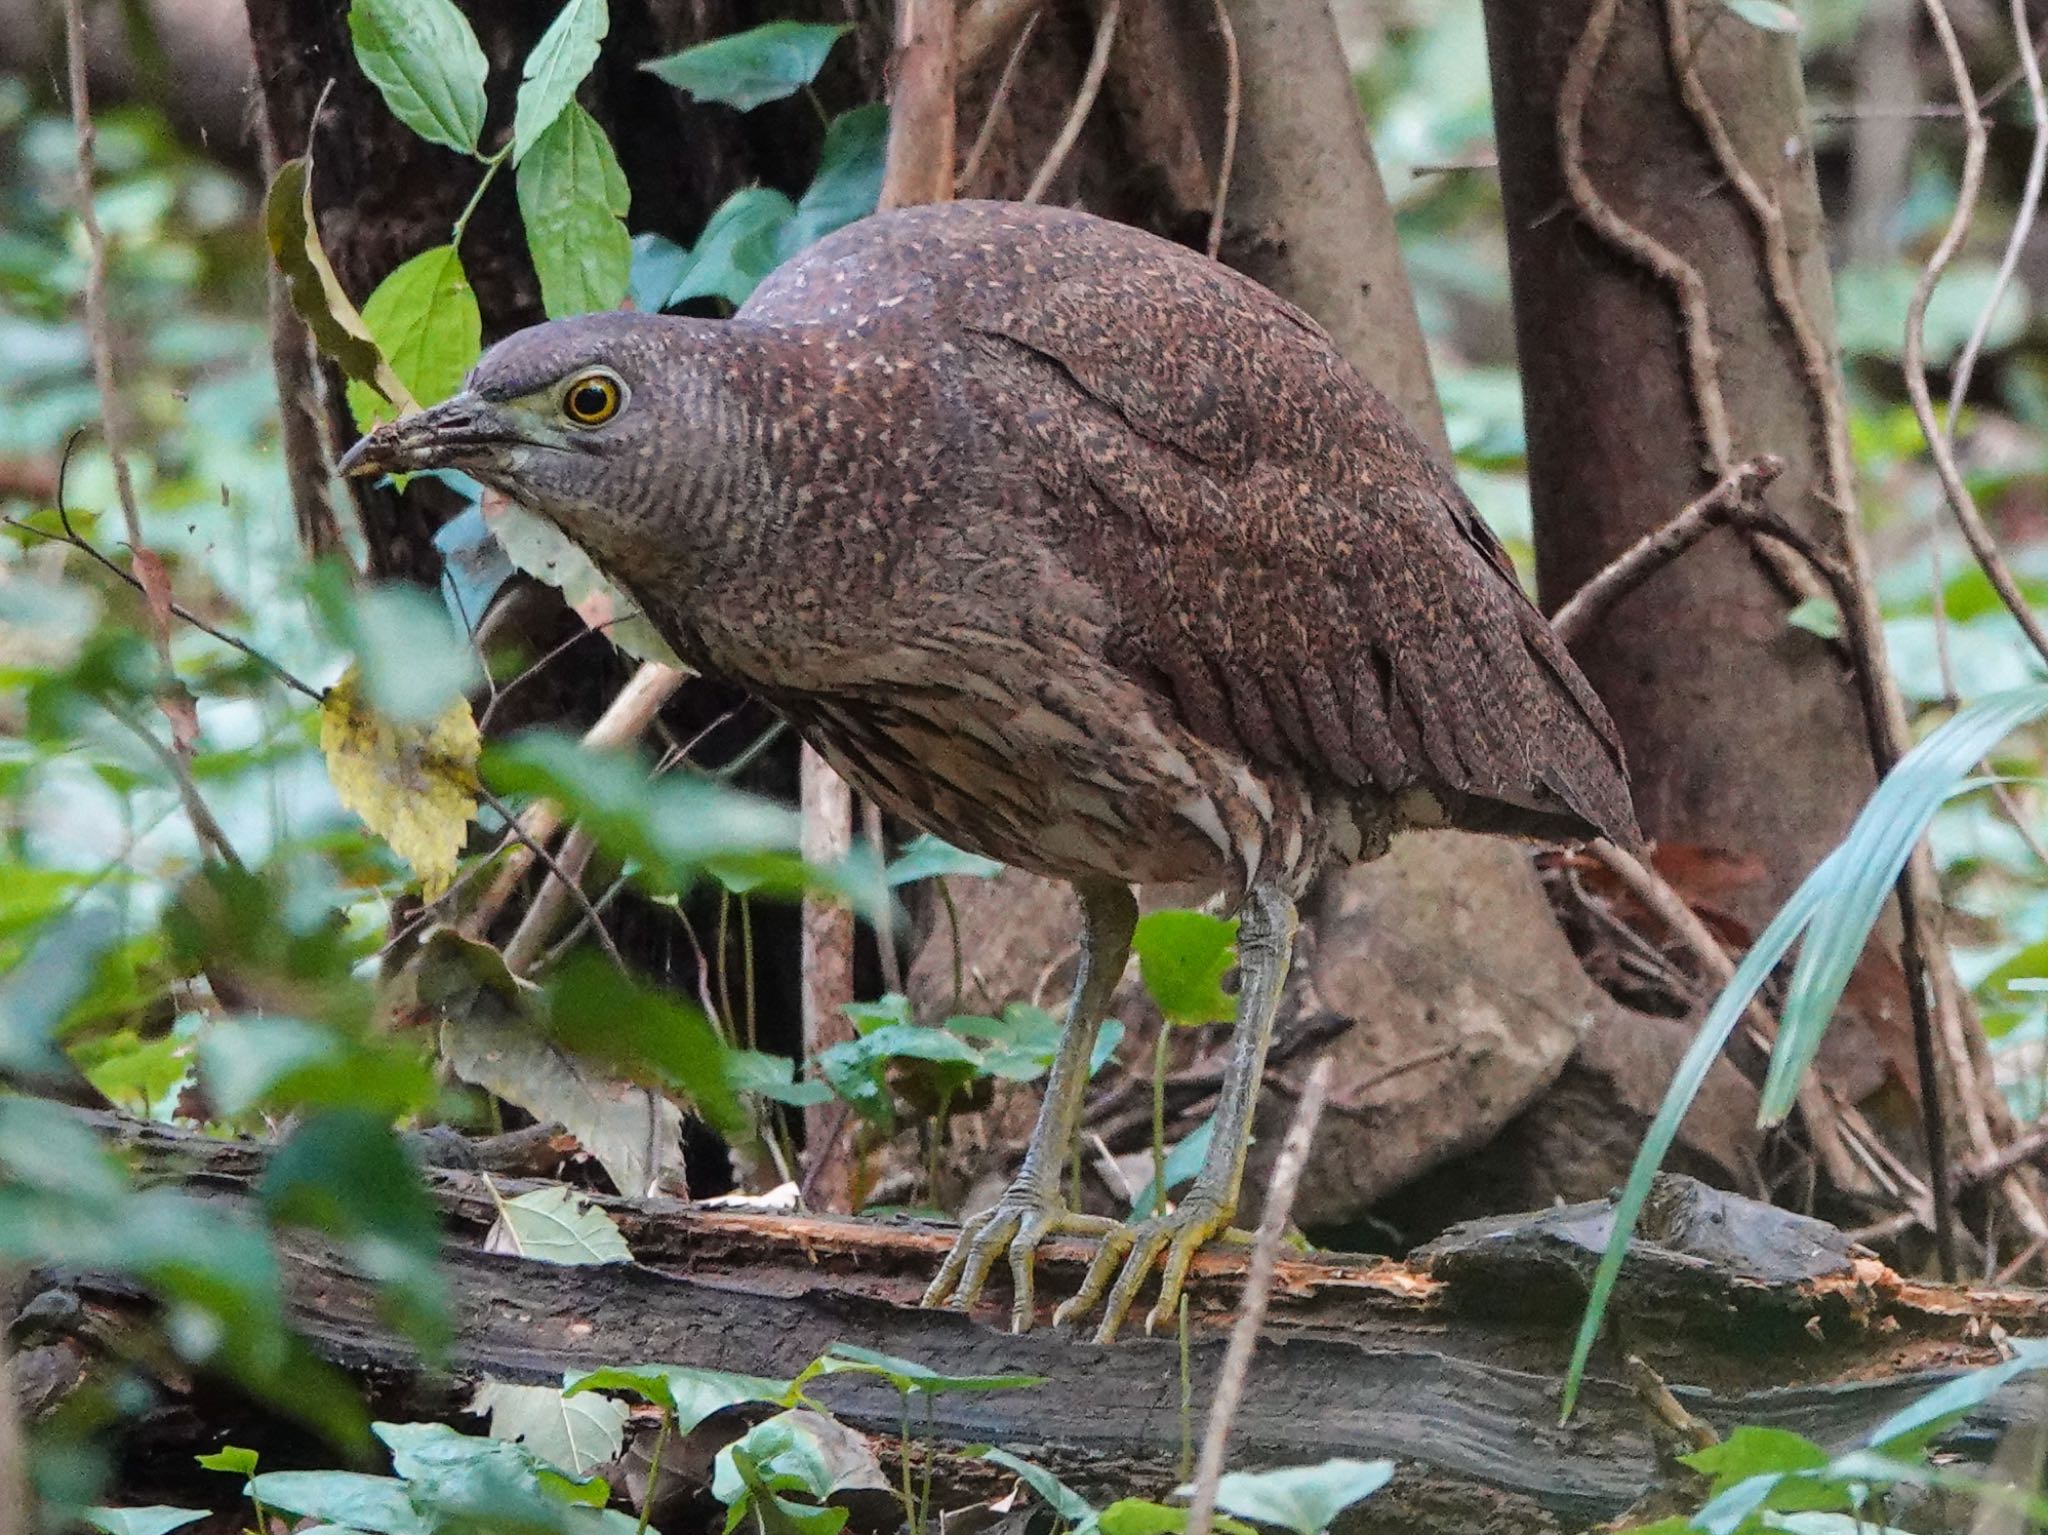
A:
[342,200,1638,1342]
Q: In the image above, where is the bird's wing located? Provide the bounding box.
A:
[949,272,1637,847]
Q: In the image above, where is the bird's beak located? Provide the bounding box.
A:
[337,394,507,479]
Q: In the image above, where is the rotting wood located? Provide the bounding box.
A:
[25,1112,2048,1533]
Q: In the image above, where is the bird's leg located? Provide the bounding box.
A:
[921,879,1137,1330]
[1053,882,1299,1344]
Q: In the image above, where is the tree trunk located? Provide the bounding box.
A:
[1480,0,1879,926]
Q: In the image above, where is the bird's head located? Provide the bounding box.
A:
[338,311,756,566]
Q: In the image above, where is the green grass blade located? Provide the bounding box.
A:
[1559,863,1834,1418]
[1759,685,2048,1123]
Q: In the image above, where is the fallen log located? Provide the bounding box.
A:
[19,1111,2048,1533]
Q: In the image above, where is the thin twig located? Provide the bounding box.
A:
[1905,0,2048,671]
[1624,1354,1718,1452]
[7,508,322,703]
[1184,1056,1331,1535]
[474,785,625,971]
[99,697,246,873]
[463,661,686,937]
[960,10,1039,193]
[1548,456,1784,644]
[1587,839,1874,1205]
[1205,0,1241,262]
[1022,0,1120,205]
[501,823,598,976]
[958,0,1041,74]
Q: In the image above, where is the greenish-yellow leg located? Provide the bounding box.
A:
[921,879,1137,1331]
[1052,882,1299,1343]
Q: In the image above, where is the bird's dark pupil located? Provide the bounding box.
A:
[572,382,611,418]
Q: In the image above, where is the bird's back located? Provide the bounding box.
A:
[741,201,1639,855]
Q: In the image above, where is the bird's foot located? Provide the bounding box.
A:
[1051,1196,1252,1345]
[921,1186,1118,1332]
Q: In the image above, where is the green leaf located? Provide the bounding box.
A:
[1133,909,1239,1026]
[1786,597,1841,639]
[1682,1425,1830,1493]
[348,0,489,154]
[485,734,798,886]
[546,952,747,1140]
[516,102,632,318]
[194,1446,260,1477]
[967,1447,1095,1523]
[1722,0,1800,30]
[566,1364,790,1434]
[1562,685,2048,1419]
[311,575,481,726]
[263,1109,451,1359]
[247,1471,427,1535]
[1183,1459,1394,1535]
[514,0,611,163]
[373,1419,640,1533]
[726,1048,834,1107]
[486,1184,633,1265]
[777,104,889,259]
[0,906,117,1081]
[473,1379,629,1478]
[662,187,796,309]
[726,1448,849,1535]
[884,832,1004,887]
[799,1343,1045,1396]
[641,21,849,111]
[82,1509,209,1535]
[199,1015,436,1120]
[1085,1499,1258,1535]
[346,244,482,430]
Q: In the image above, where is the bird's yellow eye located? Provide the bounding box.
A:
[562,371,623,426]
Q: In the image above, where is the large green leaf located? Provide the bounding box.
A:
[514,0,611,161]
[485,1185,634,1265]
[641,21,849,112]
[1133,909,1239,1026]
[565,1363,791,1434]
[516,102,632,318]
[199,1015,435,1120]
[82,1509,209,1535]
[665,187,797,309]
[346,244,482,430]
[777,104,888,259]
[246,1471,426,1535]
[472,1380,630,1479]
[1185,1459,1395,1535]
[348,0,489,155]
[1562,685,2048,1418]
[546,951,748,1140]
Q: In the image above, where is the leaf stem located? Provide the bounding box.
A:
[1151,1024,1172,1212]
[635,1405,672,1535]
[452,145,512,249]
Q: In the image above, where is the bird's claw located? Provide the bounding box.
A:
[1051,1196,1245,1344]
[922,1186,1116,1332]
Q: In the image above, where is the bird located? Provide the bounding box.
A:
[340,199,1639,1343]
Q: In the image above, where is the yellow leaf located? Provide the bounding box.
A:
[321,667,480,897]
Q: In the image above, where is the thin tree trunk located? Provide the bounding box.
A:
[1481,0,1880,926]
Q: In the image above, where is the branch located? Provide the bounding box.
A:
[878,0,956,210]
[1023,0,1120,204]
[1548,455,1784,645]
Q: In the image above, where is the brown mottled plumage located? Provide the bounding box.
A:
[342,199,1637,1341]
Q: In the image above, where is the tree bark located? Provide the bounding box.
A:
[1480,0,1879,926]
[27,1113,2048,1534]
